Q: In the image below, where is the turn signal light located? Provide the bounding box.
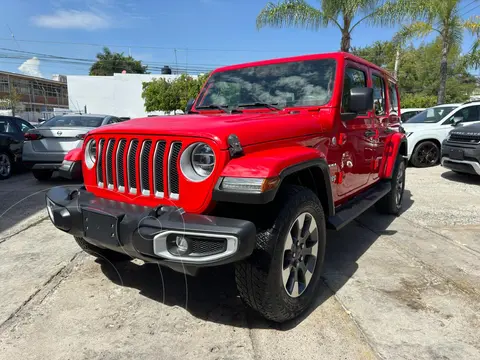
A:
[220,176,280,193]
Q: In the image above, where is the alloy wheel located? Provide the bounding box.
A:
[282,212,319,298]
[416,143,438,166]
[0,154,11,177]
[395,161,405,208]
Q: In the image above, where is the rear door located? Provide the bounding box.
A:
[337,62,375,198]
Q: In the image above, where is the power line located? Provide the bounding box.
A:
[0,37,301,54]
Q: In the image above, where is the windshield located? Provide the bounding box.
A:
[40,116,105,128]
[196,59,337,110]
[407,106,457,123]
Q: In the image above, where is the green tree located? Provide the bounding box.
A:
[393,1,480,104]
[142,73,210,112]
[353,38,477,107]
[90,47,149,76]
[256,0,405,52]
[0,88,22,117]
[464,15,480,69]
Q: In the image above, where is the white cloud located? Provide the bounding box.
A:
[18,57,43,78]
[32,10,111,30]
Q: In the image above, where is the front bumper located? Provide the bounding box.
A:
[58,160,83,180]
[441,142,480,175]
[45,186,256,274]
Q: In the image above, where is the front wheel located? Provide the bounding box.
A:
[235,185,326,323]
[0,152,12,180]
[411,141,440,167]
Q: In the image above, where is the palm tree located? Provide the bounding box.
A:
[256,0,404,53]
[464,15,480,69]
[393,1,480,104]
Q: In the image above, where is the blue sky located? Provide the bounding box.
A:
[0,0,478,79]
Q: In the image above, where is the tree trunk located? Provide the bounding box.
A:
[437,35,449,105]
[394,48,400,79]
[340,15,352,52]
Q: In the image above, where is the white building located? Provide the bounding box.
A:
[67,72,198,119]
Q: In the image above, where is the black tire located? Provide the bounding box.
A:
[411,141,440,167]
[74,236,131,262]
[32,169,53,181]
[235,185,326,323]
[375,156,406,215]
[0,152,13,180]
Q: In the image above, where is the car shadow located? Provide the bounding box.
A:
[99,190,414,330]
[441,170,480,185]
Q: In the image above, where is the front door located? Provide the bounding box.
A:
[369,71,389,182]
[336,62,375,198]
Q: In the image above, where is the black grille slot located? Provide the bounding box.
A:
[127,140,139,193]
[449,132,480,144]
[190,237,227,256]
[168,142,182,197]
[153,141,166,197]
[105,139,115,187]
[140,140,152,194]
[116,139,126,191]
[96,139,105,186]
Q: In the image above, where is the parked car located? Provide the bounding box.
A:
[400,108,425,123]
[0,116,35,180]
[401,103,470,167]
[441,122,480,176]
[45,51,407,323]
[23,114,122,181]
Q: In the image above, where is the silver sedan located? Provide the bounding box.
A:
[22,114,121,181]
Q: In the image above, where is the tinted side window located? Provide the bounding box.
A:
[372,74,386,116]
[453,106,480,123]
[342,67,366,113]
[0,118,16,133]
[388,82,398,113]
[14,118,34,132]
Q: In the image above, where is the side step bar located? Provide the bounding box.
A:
[327,182,391,231]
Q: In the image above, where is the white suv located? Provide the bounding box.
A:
[402,102,480,167]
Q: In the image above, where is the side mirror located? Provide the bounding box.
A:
[185,98,195,114]
[451,116,463,126]
[349,87,374,114]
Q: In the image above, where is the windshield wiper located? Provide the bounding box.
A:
[195,104,229,113]
[237,102,281,111]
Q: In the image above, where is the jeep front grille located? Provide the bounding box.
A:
[96,137,183,200]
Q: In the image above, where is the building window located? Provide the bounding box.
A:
[0,76,8,92]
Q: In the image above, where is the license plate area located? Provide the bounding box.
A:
[83,209,120,244]
[449,148,464,160]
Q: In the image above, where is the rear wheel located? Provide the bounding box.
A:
[411,141,439,167]
[0,152,12,180]
[376,157,406,215]
[32,169,53,181]
[235,185,326,323]
[74,236,131,262]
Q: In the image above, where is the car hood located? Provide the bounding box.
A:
[87,110,333,149]
[402,122,446,132]
[449,122,480,134]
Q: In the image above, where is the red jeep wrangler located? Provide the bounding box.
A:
[46,52,407,322]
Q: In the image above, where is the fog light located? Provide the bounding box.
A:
[175,235,189,255]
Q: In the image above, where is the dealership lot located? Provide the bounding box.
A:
[0,167,479,360]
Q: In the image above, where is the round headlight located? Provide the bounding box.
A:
[180,142,215,182]
[84,139,96,169]
[191,143,215,177]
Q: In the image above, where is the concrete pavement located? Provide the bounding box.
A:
[0,166,479,359]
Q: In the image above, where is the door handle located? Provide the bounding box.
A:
[364,130,376,137]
